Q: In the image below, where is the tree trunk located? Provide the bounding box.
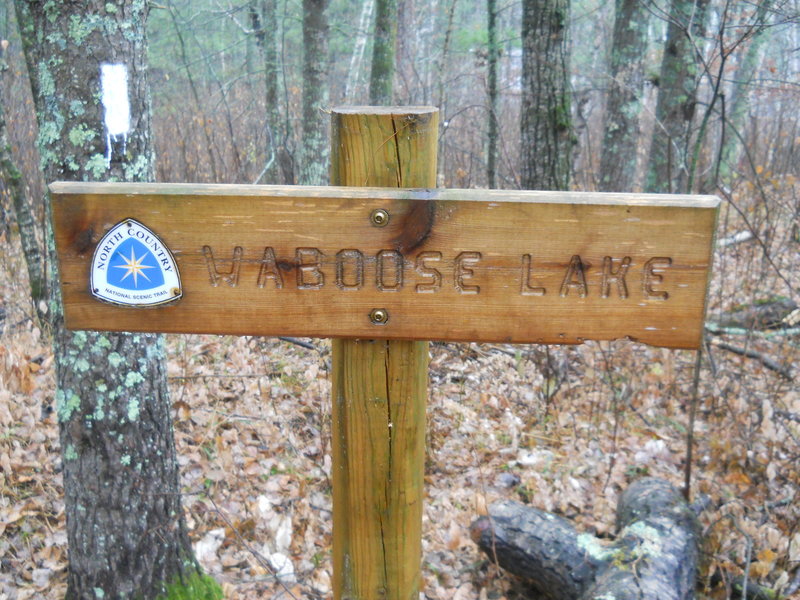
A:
[345,0,375,103]
[299,0,330,186]
[13,2,220,598]
[0,45,45,316]
[717,2,772,183]
[598,0,649,192]
[486,0,499,188]
[645,0,709,194]
[369,0,397,104]
[471,478,700,600]
[520,0,572,191]
[255,0,287,185]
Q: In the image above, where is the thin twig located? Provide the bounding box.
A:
[785,566,800,597]
[711,340,793,380]
[705,323,800,338]
[278,337,318,351]
[684,347,702,501]
[775,410,800,424]
[204,493,300,599]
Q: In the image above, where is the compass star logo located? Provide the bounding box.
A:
[107,238,164,290]
[91,219,182,307]
[113,246,155,288]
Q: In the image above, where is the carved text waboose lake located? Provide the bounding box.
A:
[202,246,673,301]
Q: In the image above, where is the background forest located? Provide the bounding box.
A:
[0,0,799,598]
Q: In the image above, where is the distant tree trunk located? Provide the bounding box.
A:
[435,0,458,109]
[717,2,772,183]
[369,0,397,104]
[598,0,649,192]
[486,0,499,188]
[436,0,459,183]
[0,47,45,315]
[13,2,220,598]
[645,0,709,194]
[520,0,572,191]
[299,0,330,186]
[253,0,285,184]
[345,0,375,102]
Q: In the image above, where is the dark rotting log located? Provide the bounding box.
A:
[470,477,700,600]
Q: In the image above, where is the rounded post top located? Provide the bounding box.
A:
[331,106,438,115]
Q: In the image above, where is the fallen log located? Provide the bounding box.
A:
[470,477,700,600]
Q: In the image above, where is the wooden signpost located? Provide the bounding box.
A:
[51,107,719,600]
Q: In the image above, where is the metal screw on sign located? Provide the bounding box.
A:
[370,208,390,227]
[369,308,389,325]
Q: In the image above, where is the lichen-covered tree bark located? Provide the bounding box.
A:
[520,0,572,191]
[13,2,220,598]
[598,0,649,192]
[369,0,397,104]
[645,0,709,194]
[471,478,701,600]
[299,0,330,186]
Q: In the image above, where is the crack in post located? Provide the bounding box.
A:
[382,341,392,591]
[390,115,403,187]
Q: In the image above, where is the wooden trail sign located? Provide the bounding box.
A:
[51,106,718,600]
[51,184,717,349]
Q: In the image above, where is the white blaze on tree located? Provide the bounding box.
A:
[100,63,130,166]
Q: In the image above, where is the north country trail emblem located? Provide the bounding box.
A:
[90,219,182,307]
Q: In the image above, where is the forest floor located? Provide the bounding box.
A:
[1,180,799,599]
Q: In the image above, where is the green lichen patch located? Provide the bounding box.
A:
[123,154,152,181]
[577,533,616,562]
[95,335,113,351]
[127,398,140,421]
[125,371,145,388]
[64,444,78,461]
[69,14,98,45]
[623,521,663,559]
[43,0,60,23]
[69,100,86,116]
[68,124,96,148]
[73,330,89,350]
[108,352,123,369]
[37,61,56,98]
[37,120,61,148]
[93,396,105,420]
[86,154,109,179]
[57,391,81,422]
[155,569,223,600]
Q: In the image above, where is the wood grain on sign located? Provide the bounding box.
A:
[51,182,719,349]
